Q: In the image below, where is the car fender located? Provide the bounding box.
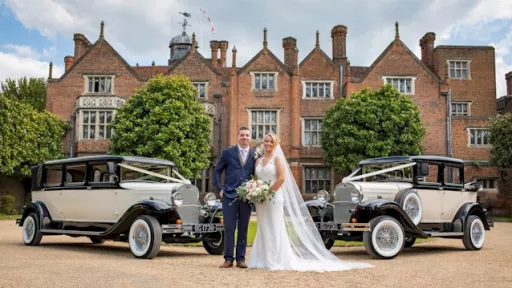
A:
[18,201,53,229]
[102,200,179,236]
[453,202,491,230]
[305,199,332,222]
[353,199,428,238]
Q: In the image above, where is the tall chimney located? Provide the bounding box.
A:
[420,32,436,72]
[282,37,297,70]
[219,40,228,67]
[331,25,347,67]
[73,33,91,60]
[506,72,512,95]
[210,40,219,67]
[64,56,74,71]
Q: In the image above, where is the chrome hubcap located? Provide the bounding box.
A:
[404,198,418,220]
[133,224,149,251]
[23,217,35,241]
[376,226,398,251]
[471,221,483,244]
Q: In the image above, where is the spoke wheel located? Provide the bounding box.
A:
[202,231,224,255]
[463,215,486,250]
[128,215,162,259]
[22,213,43,246]
[363,216,405,259]
[401,192,423,226]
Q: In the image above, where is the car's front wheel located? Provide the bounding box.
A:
[363,216,405,259]
[462,215,485,250]
[22,213,43,246]
[320,231,335,250]
[202,231,224,255]
[128,215,162,259]
[404,236,416,248]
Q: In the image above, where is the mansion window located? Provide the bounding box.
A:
[475,178,497,189]
[451,102,470,116]
[303,81,333,98]
[249,110,278,140]
[449,60,470,79]
[253,72,276,90]
[468,128,490,146]
[87,76,113,93]
[303,166,331,194]
[302,118,323,146]
[80,110,115,140]
[192,82,207,99]
[189,166,213,194]
[383,77,414,95]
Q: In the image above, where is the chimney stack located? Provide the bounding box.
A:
[219,41,228,67]
[331,25,347,67]
[48,62,53,79]
[210,40,219,67]
[64,56,74,71]
[73,33,92,60]
[506,72,512,95]
[420,32,436,72]
[282,37,297,70]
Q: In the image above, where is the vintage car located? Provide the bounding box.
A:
[16,155,224,259]
[306,155,494,259]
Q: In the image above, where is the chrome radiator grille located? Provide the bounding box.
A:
[174,184,200,224]
[333,183,358,223]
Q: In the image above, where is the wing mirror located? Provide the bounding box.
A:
[415,163,429,178]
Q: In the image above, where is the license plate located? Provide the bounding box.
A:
[316,222,342,231]
[193,224,217,232]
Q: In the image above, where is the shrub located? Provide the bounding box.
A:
[0,195,16,215]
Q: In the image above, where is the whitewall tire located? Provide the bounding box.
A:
[401,192,423,226]
[462,215,485,250]
[22,213,43,246]
[128,215,162,259]
[363,216,405,259]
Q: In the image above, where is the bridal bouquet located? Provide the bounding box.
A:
[235,177,274,204]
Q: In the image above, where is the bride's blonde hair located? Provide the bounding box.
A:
[256,133,280,156]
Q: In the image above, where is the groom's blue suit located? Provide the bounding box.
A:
[214,145,257,263]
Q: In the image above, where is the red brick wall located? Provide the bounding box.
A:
[348,42,447,156]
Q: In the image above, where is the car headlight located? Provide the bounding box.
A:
[172,192,184,206]
[204,192,217,207]
[316,190,330,203]
[350,189,362,203]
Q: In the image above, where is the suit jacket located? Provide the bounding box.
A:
[213,145,258,199]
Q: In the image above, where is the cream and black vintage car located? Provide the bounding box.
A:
[307,155,494,259]
[16,155,224,259]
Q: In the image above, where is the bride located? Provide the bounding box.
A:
[247,133,373,271]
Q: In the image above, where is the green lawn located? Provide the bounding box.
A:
[0,214,22,220]
[184,221,432,247]
[493,216,512,222]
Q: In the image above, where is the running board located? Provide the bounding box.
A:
[41,229,102,236]
[426,232,464,237]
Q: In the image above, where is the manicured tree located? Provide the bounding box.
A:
[108,74,212,178]
[321,84,426,174]
[0,93,67,178]
[1,77,47,111]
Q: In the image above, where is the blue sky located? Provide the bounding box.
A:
[1,0,512,97]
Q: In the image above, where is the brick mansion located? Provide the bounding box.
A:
[46,19,504,197]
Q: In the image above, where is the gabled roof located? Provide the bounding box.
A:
[52,37,144,82]
[166,49,223,76]
[237,48,291,76]
[299,47,338,70]
[133,66,169,79]
[356,39,442,84]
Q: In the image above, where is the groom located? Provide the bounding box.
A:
[214,126,258,268]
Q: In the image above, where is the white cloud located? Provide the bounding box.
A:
[2,44,41,59]
[1,0,512,96]
[0,51,63,82]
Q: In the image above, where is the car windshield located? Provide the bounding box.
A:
[120,162,172,183]
[360,162,414,182]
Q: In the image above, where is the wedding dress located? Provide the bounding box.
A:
[247,145,373,271]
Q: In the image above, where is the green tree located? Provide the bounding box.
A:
[0,93,67,178]
[0,77,47,111]
[488,113,512,168]
[108,74,212,178]
[321,84,426,174]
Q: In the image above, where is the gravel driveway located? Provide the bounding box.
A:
[1,220,511,288]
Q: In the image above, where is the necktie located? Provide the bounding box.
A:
[241,149,246,160]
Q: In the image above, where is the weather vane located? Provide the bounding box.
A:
[179,11,191,32]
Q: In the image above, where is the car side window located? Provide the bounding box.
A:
[416,163,441,186]
[444,165,463,187]
[89,162,116,183]
[64,164,86,186]
[44,165,63,187]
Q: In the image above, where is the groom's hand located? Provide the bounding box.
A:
[219,190,223,198]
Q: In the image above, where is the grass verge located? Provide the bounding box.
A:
[0,214,22,220]
[493,216,512,222]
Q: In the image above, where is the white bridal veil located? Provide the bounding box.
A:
[272,144,373,271]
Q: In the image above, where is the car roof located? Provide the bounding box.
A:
[43,155,175,167]
[358,155,464,165]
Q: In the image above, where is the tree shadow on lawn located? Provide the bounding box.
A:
[14,240,208,259]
